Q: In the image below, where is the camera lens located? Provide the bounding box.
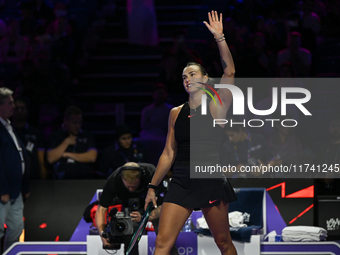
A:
[115,222,126,233]
[129,198,140,210]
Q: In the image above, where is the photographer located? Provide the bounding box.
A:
[95,162,153,255]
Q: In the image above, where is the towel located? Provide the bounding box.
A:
[282,226,327,242]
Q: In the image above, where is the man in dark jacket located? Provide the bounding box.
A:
[0,87,29,253]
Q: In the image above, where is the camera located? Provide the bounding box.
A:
[128,198,140,211]
[102,208,134,250]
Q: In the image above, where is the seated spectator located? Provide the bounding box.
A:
[99,124,148,178]
[12,98,47,179]
[0,19,28,64]
[47,105,97,179]
[139,84,172,165]
[277,31,311,77]
[220,119,280,177]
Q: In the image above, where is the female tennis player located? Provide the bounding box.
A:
[145,11,237,255]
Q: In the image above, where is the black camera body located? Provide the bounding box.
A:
[109,211,134,237]
[103,208,134,250]
[128,198,140,211]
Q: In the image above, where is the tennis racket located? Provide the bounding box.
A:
[126,202,154,255]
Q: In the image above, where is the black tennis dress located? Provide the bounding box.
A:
[164,101,237,208]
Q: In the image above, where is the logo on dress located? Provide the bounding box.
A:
[209,199,218,204]
[197,82,223,116]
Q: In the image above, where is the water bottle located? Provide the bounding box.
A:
[182,216,192,232]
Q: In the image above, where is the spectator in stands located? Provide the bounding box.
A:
[0,19,28,64]
[139,84,172,165]
[220,119,280,177]
[12,98,47,179]
[46,105,97,179]
[277,31,311,77]
[99,124,148,178]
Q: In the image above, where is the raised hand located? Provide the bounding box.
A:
[203,11,223,37]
